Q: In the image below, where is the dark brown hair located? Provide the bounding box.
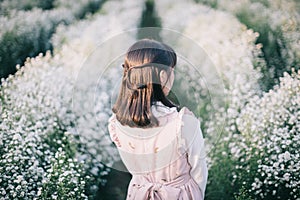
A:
[112,38,178,128]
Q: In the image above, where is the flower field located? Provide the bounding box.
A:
[0,0,299,199]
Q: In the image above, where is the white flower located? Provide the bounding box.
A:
[14,175,23,184]
[283,173,290,181]
[284,151,291,161]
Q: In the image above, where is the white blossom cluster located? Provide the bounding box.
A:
[0,8,74,69]
[0,0,53,13]
[231,69,300,199]
[0,53,87,199]
[221,0,299,65]
[0,0,103,17]
[0,0,105,79]
[38,147,88,199]
[0,50,112,199]
[53,0,103,19]
[198,0,300,87]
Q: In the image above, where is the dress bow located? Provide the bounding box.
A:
[130,181,182,200]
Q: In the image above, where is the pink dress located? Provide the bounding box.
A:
[108,102,208,200]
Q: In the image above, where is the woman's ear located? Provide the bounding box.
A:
[159,70,167,85]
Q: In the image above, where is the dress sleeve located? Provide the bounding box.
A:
[180,109,208,199]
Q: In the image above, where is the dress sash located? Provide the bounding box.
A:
[128,173,191,200]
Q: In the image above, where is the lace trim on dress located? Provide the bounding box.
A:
[176,107,188,155]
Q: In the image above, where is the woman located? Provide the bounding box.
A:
[108,38,208,199]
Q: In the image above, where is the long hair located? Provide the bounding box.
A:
[112,38,178,128]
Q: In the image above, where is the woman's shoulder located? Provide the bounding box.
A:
[178,106,200,131]
[179,106,195,116]
[178,106,198,123]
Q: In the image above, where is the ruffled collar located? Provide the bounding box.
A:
[111,101,178,138]
[151,101,177,117]
[110,101,177,127]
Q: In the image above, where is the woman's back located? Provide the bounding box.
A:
[108,102,207,199]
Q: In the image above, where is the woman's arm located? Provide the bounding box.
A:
[181,111,208,198]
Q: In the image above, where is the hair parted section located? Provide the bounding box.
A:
[112,38,178,128]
